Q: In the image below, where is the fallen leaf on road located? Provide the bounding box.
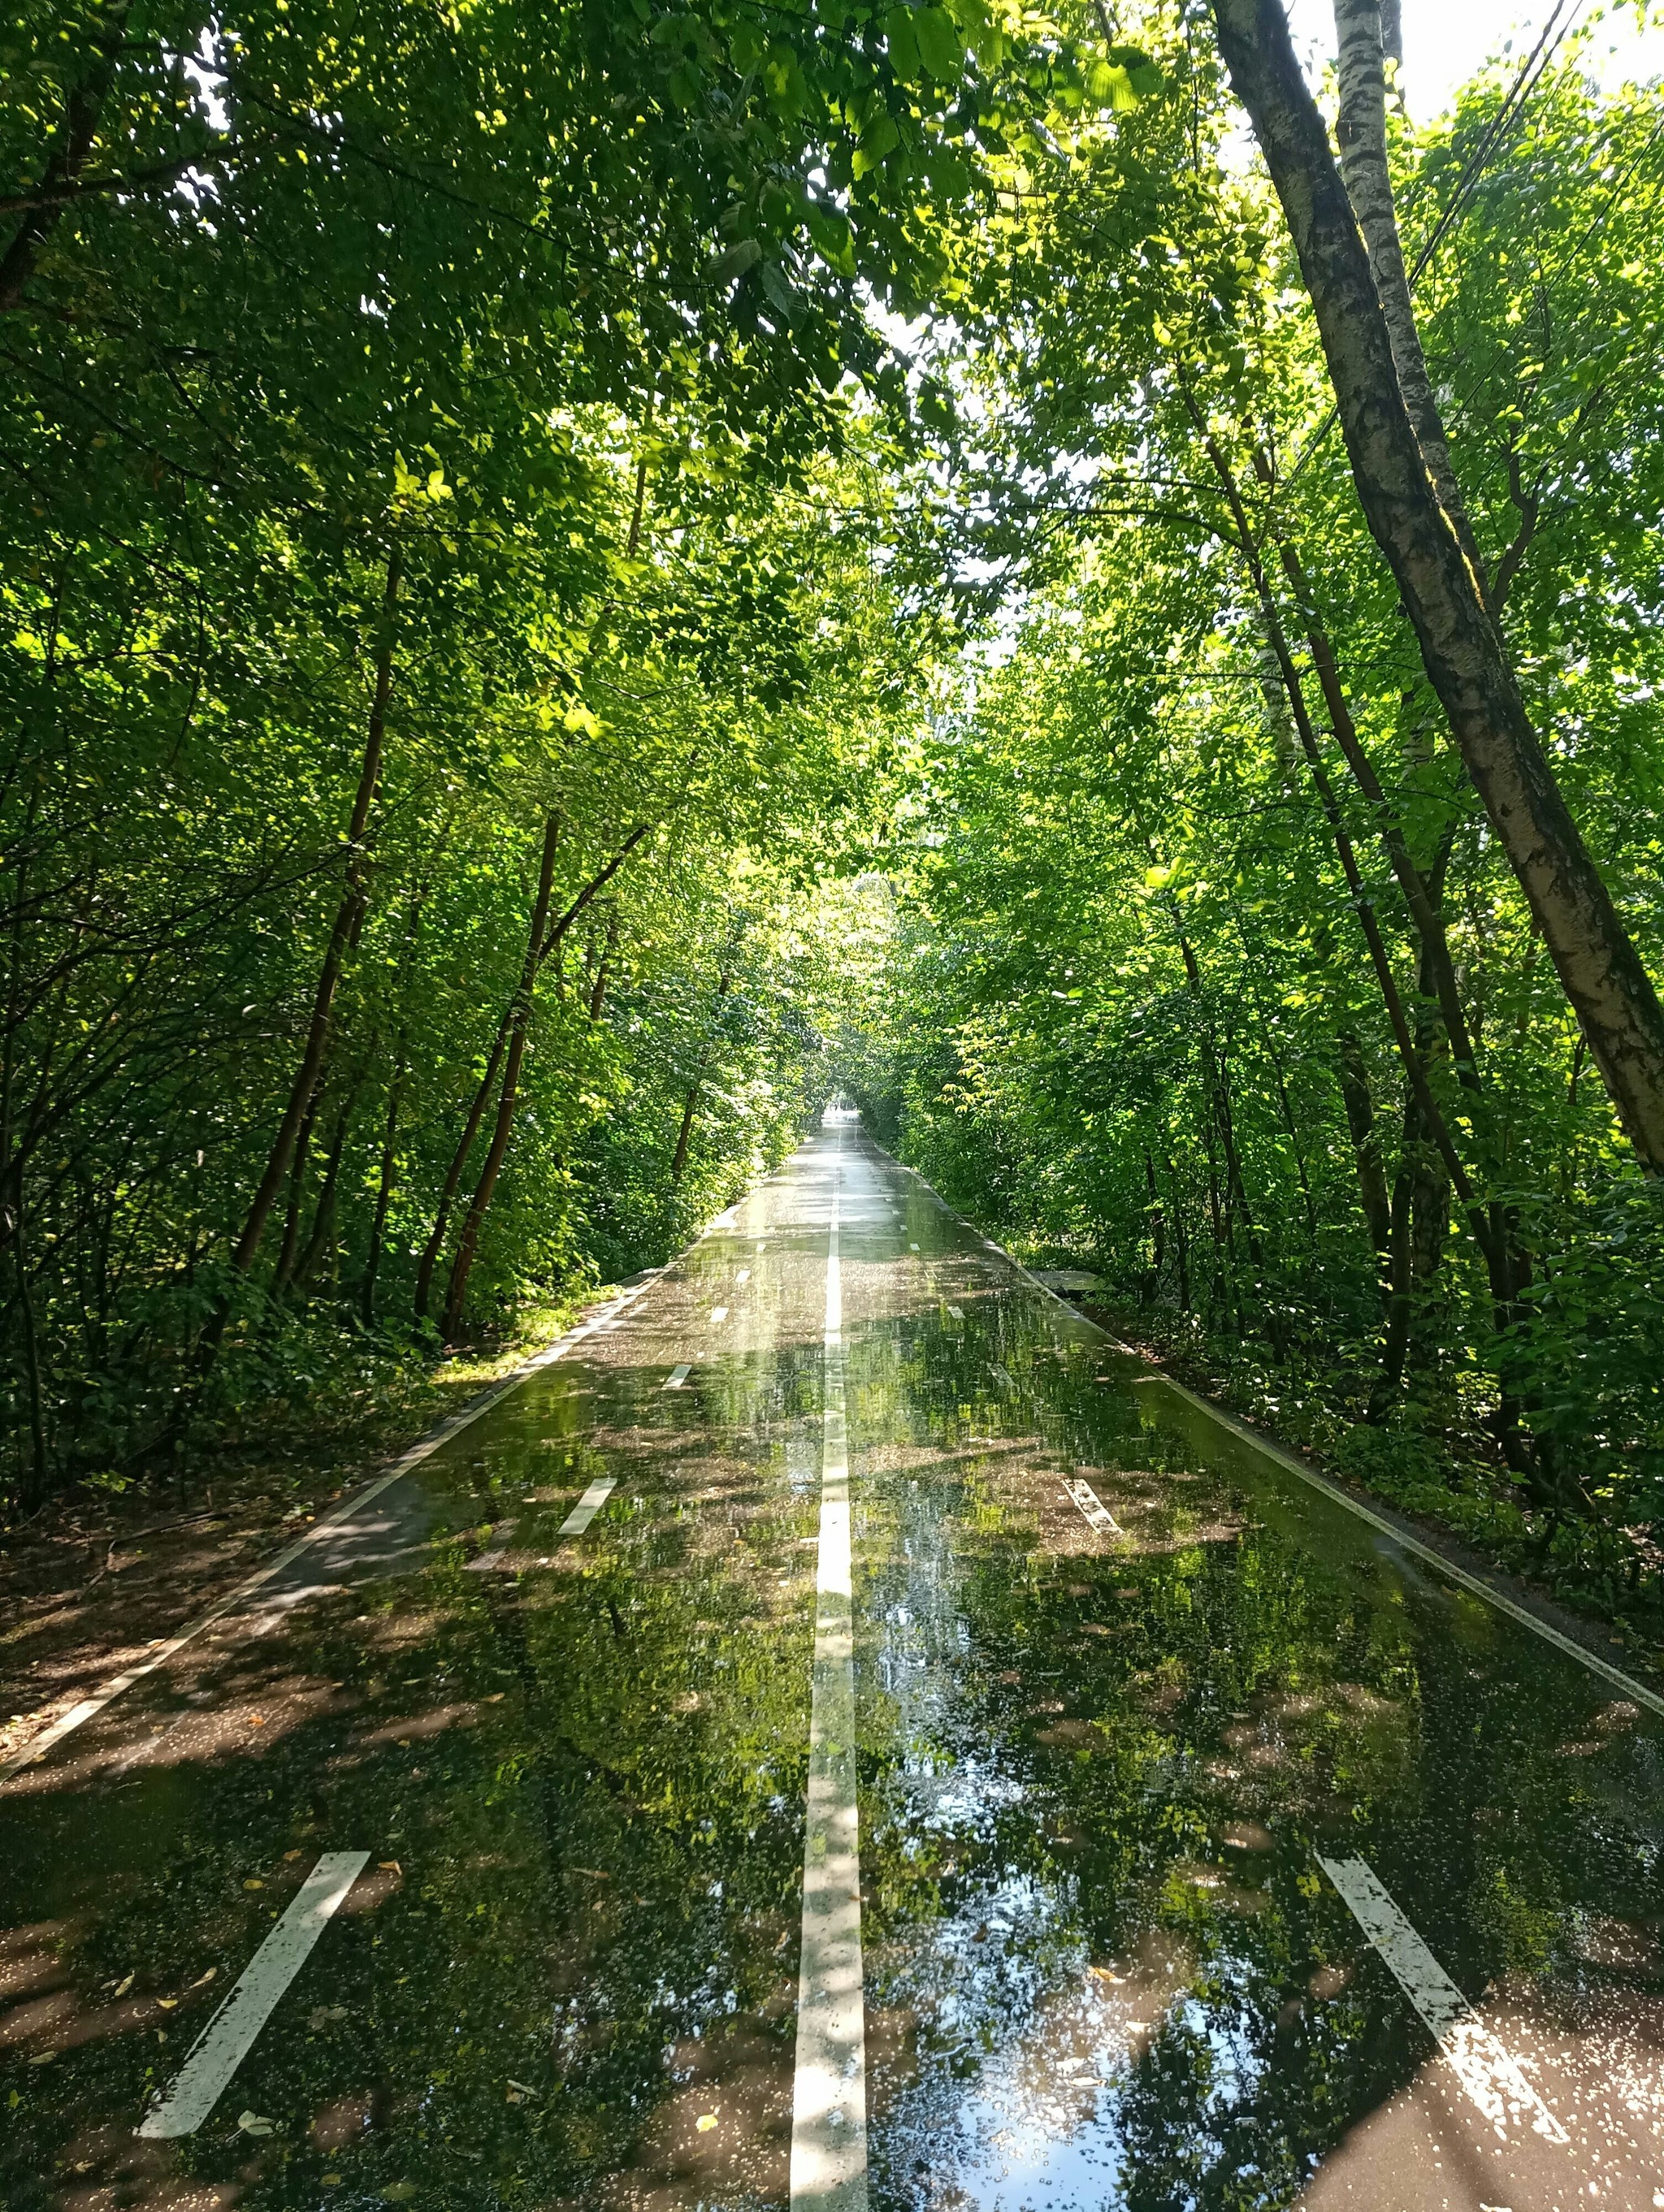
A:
[696,2113,718,2132]
[190,1967,218,1987]
[242,1878,264,1891]
[113,1972,134,1997]
[379,1859,401,1875]
[237,2110,275,2136]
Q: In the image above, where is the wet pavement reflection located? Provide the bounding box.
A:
[4,1116,1664,2210]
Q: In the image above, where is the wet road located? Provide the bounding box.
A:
[6,1115,1664,2210]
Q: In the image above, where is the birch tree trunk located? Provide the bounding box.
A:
[1211,0,1664,1173]
[1331,0,1488,597]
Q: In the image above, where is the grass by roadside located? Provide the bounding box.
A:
[0,1292,604,1774]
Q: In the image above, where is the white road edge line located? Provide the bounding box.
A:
[2,1279,664,1783]
[559,1474,617,1536]
[790,1122,869,2211]
[1064,1478,1120,1535]
[1318,1855,1567,2145]
[931,1174,1664,1721]
[663,1364,691,1389]
[136,1851,370,2138]
[1131,1371,1664,1720]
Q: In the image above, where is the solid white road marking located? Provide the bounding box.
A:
[1132,1374,1664,1721]
[791,1123,869,2211]
[137,1852,370,2138]
[664,1365,691,1389]
[1319,1855,1567,2145]
[2,1277,663,1783]
[711,1306,729,1323]
[558,1475,616,1535]
[1064,1478,1120,1535]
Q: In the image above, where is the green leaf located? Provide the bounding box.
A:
[807,206,857,277]
[883,8,921,84]
[711,236,764,284]
[912,7,963,81]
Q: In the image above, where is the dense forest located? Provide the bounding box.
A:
[5,0,1663,1633]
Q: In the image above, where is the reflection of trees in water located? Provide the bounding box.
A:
[856,1292,1657,2207]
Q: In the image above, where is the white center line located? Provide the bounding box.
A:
[137,1851,369,2138]
[558,1475,617,1535]
[663,1364,691,1389]
[791,1126,869,2211]
[710,1306,729,1323]
[1318,1855,1567,2144]
[1065,1478,1120,1535]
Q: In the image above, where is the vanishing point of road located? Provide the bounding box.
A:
[6,1113,1664,2210]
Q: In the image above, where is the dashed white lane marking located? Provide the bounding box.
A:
[664,1364,691,1389]
[737,1270,752,1283]
[464,1529,511,1573]
[1319,1855,1567,2145]
[558,1475,616,1536]
[711,1306,729,1323]
[137,1852,370,2137]
[947,1305,964,1319]
[791,1125,869,2210]
[1064,1478,1120,1535]
[2,1278,662,1783]
[908,1242,920,1252]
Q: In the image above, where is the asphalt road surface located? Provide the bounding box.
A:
[6,1113,1664,2211]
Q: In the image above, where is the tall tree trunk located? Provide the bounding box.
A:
[670,1084,701,1184]
[588,907,619,1020]
[269,1084,322,1296]
[231,547,401,1276]
[440,814,562,1340]
[414,822,648,1320]
[1211,0,1664,1172]
[413,1011,513,1320]
[0,0,133,314]
[1335,1028,1393,1273]
[1330,0,1488,596]
[362,1060,404,1326]
[295,1090,356,1289]
[670,959,734,1187]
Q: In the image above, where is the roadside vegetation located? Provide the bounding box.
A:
[6,0,1664,1651]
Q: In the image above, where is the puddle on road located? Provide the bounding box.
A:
[847,1197,1664,2210]
[3,1146,1663,2210]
